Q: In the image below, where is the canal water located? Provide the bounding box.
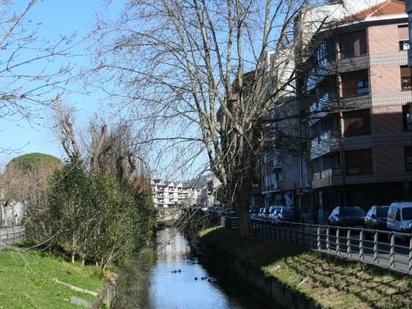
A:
[114,228,270,309]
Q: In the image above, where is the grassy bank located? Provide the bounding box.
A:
[0,250,104,308]
[199,227,412,309]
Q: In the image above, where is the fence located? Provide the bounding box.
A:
[0,226,25,250]
[224,217,412,275]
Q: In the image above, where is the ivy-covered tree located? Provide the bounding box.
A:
[44,158,154,269]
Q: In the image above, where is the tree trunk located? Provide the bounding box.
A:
[235,175,253,238]
[71,235,76,263]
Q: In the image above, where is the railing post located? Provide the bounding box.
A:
[326,227,330,252]
[336,228,340,254]
[317,226,321,250]
[275,225,280,241]
[390,232,395,270]
[373,230,378,264]
[308,224,312,249]
[408,236,412,275]
[270,223,274,241]
[346,228,351,257]
[359,229,364,261]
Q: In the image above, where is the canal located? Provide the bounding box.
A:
[114,228,271,309]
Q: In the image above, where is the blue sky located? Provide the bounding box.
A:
[0,0,121,166]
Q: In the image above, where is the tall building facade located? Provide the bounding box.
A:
[299,0,412,221]
[150,179,201,208]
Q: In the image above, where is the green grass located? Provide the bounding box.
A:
[0,250,104,309]
[200,227,412,309]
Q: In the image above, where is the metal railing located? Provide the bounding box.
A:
[0,226,25,250]
[224,217,412,275]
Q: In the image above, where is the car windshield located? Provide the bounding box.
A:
[282,208,294,214]
[340,207,364,216]
[376,207,389,217]
[402,207,412,220]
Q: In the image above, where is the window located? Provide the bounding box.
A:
[405,146,412,172]
[341,70,369,97]
[345,149,373,175]
[356,80,369,95]
[343,109,371,136]
[395,209,401,221]
[341,39,355,58]
[403,104,412,131]
[402,207,412,220]
[400,66,412,91]
[398,25,409,51]
[399,40,410,51]
[339,31,367,59]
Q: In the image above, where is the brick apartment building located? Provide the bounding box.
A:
[298,0,412,220]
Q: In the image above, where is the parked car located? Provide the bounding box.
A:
[387,202,412,233]
[275,207,297,223]
[267,205,285,223]
[249,207,260,220]
[364,206,389,230]
[257,207,268,219]
[328,207,365,227]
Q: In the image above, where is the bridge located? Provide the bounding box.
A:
[156,207,184,225]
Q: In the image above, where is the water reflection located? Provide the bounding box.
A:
[114,228,270,309]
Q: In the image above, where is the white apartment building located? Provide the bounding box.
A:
[151,179,201,208]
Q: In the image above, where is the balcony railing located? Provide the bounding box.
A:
[310,131,340,159]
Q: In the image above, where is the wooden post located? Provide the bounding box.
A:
[317,226,321,250]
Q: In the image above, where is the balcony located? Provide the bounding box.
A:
[310,131,340,160]
[262,181,283,194]
[309,92,336,124]
[309,93,371,126]
[327,54,369,75]
[331,94,371,111]
[312,168,343,189]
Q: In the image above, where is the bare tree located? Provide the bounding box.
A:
[89,0,342,237]
[57,108,149,185]
[0,0,74,122]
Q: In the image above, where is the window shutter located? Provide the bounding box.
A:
[398,25,409,41]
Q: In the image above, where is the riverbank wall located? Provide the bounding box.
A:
[198,231,319,309]
[198,226,412,309]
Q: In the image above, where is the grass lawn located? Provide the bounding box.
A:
[200,226,412,309]
[0,250,104,308]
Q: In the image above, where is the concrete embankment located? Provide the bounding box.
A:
[198,226,412,309]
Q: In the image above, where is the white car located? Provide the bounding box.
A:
[387,202,412,233]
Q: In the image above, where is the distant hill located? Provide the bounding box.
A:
[6,153,62,173]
